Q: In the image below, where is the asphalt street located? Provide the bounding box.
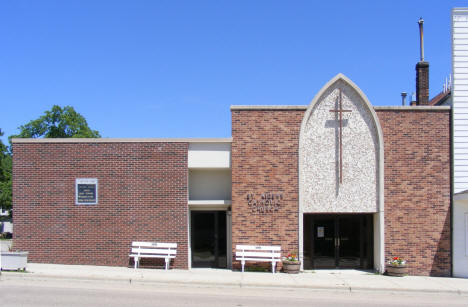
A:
[1,278,467,307]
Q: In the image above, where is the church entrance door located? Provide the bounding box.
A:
[303,214,373,269]
[190,211,227,268]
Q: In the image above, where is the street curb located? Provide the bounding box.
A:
[1,272,467,295]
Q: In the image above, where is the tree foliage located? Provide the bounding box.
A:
[11,105,101,139]
[1,105,100,213]
[0,129,12,212]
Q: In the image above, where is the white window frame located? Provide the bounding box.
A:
[75,178,98,205]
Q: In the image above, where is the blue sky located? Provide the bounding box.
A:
[0,1,466,142]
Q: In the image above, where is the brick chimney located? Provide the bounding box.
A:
[416,61,429,105]
[416,18,429,105]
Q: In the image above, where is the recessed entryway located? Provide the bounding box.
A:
[303,214,373,270]
[190,211,227,268]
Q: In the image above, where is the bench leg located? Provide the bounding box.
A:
[272,261,276,274]
[134,257,139,269]
[165,257,169,270]
[241,260,245,273]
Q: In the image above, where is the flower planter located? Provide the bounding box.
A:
[283,260,301,274]
[1,251,28,271]
[386,264,408,277]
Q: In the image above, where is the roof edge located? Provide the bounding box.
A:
[12,137,233,144]
[231,105,451,111]
[231,105,308,110]
[374,106,451,111]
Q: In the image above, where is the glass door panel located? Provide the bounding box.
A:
[191,211,215,268]
[307,214,373,270]
[313,217,336,268]
[338,216,361,268]
[216,211,227,268]
[191,211,227,268]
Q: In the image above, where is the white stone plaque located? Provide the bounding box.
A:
[75,178,98,205]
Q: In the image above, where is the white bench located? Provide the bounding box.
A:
[129,242,177,270]
[235,245,281,273]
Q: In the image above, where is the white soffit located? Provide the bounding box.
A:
[188,143,231,169]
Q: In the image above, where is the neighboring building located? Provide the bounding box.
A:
[452,7,468,278]
[429,89,452,106]
[1,221,12,235]
[12,72,451,276]
[0,209,12,238]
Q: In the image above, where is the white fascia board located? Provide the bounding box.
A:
[188,200,232,205]
[188,143,231,169]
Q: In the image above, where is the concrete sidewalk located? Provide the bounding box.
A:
[1,263,468,295]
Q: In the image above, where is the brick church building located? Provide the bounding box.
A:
[12,73,451,276]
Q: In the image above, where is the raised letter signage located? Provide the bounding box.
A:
[246,192,283,213]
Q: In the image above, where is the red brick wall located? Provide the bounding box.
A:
[376,109,451,276]
[12,107,451,276]
[12,142,189,269]
[231,109,304,270]
[232,108,451,276]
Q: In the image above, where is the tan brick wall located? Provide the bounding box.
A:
[376,109,451,276]
[12,142,189,269]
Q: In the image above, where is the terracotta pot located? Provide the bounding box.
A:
[386,265,408,277]
[283,260,301,274]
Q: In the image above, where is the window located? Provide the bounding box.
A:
[75,178,98,205]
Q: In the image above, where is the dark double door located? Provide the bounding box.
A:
[191,211,227,268]
[304,214,373,269]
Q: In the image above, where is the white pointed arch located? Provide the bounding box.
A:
[298,73,385,273]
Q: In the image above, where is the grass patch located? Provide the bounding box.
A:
[1,269,28,273]
[245,266,269,272]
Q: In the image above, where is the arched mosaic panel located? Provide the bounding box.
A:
[299,74,383,213]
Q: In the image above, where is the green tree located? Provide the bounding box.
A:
[11,105,101,139]
[0,129,12,213]
[4,106,100,215]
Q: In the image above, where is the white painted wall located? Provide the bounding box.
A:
[453,8,468,279]
[453,8,468,193]
[453,197,468,278]
[188,143,231,169]
[189,169,232,200]
[373,212,385,274]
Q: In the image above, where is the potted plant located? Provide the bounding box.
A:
[386,257,408,277]
[282,252,301,274]
[1,243,28,271]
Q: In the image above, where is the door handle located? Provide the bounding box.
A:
[334,238,340,247]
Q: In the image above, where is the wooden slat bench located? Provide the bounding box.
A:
[235,245,281,273]
[129,242,177,270]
